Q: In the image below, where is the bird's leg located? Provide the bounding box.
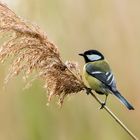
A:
[85,87,92,95]
[100,94,108,109]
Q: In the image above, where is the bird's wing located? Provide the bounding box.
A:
[86,63,116,91]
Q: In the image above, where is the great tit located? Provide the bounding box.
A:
[79,50,134,110]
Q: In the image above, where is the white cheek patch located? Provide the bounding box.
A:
[87,54,101,61]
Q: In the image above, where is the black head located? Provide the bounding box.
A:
[79,50,104,63]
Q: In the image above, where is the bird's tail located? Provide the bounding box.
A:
[112,90,134,110]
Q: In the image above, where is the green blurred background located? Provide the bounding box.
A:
[0,0,140,140]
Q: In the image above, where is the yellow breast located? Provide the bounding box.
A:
[83,65,102,91]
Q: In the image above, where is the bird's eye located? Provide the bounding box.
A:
[87,54,101,61]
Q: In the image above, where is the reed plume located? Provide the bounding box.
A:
[0,2,84,105]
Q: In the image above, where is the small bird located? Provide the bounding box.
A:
[79,50,134,110]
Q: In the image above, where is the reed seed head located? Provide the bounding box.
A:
[0,2,84,105]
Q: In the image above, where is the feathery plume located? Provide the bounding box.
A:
[0,2,84,105]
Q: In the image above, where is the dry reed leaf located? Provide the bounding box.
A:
[0,2,84,105]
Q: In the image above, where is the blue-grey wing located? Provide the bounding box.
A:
[86,63,117,91]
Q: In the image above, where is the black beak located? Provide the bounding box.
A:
[79,53,84,56]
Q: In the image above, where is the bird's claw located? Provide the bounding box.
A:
[85,87,92,95]
[99,103,106,109]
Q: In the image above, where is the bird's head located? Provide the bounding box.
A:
[79,50,104,63]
